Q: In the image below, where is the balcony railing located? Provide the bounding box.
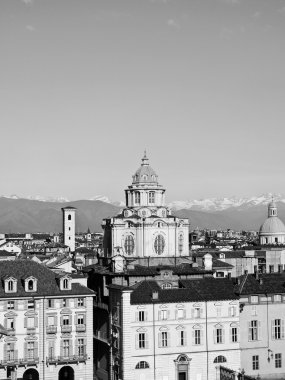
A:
[0,357,39,367]
[46,355,87,365]
[46,326,57,334]
[61,325,72,333]
[76,324,86,332]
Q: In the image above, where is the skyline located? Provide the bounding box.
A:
[1,0,285,202]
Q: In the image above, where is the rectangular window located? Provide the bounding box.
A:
[215,328,223,344]
[48,299,54,308]
[7,301,15,310]
[250,296,258,304]
[138,311,145,322]
[7,343,14,360]
[77,314,84,325]
[194,329,201,345]
[138,333,146,349]
[161,331,168,347]
[63,340,70,357]
[28,300,34,309]
[194,307,201,318]
[27,317,35,329]
[252,355,259,370]
[63,315,70,325]
[77,298,84,307]
[273,319,282,340]
[149,192,155,204]
[180,330,185,346]
[251,305,257,316]
[177,309,184,319]
[48,316,55,326]
[229,306,236,317]
[231,327,238,342]
[269,265,274,273]
[160,310,168,320]
[249,320,258,341]
[78,338,85,356]
[275,353,282,368]
[7,318,14,330]
[27,342,35,359]
[216,307,221,317]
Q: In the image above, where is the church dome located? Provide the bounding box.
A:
[259,217,285,235]
[132,152,158,184]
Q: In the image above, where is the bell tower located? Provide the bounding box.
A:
[62,206,76,252]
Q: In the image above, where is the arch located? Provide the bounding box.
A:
[214,355,227,363]
[58,366,74,380]
[135,361,150,369]
[154,234,165,255]
[23,368,39,380]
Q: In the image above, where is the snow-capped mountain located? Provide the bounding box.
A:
[89,195,125,207]
[168,193,285,211]
[0,195,70,203]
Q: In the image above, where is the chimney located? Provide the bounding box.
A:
[152,291,159,300]
[203,254,213,271]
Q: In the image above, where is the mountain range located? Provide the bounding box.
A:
[0,193,283,233]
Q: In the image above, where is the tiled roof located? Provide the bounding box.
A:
[213,259,233,268]
[130,278,238,305]
[0,250,15,257]
[0,260,94,298]
[236,273,285,295]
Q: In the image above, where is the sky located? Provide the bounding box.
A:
[1,0,285,203]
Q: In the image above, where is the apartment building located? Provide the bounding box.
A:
[0,260,94,380]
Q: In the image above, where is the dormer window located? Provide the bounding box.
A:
[60,276,71,291]
[24,276,37,292]
[4,277,17,293]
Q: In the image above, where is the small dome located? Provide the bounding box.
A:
[268,200,277,208]
[132,152,158,184]
[259,217,285,235]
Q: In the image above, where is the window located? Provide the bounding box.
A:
[249,320,260,341]
[7,301,15,310]
[63,279,69,289]
[251,305,257,316]
[216,306,221,317]
[138,333,147,349]
[138,311,145,322]
[272,319,284,340]
[124,235,135,255]
[7,343,15,360]
[63,340,70,357]
[161,283,172,289]
[229,306,236,317]
[179,330,186,346]
[160,310,168,320]
[154,234,165,255]
[77,298,84,307]
[194,307,201,318]
[252,355,259,370]
[8,280,14,292]
[214,356,227,363]
[274,294,281,302]
[160,331,168,347]
[63,315,70,325]
[27,317,35,329]
[269,265,274,273]
[77,314,84,325]
[78,338,85,356]
[275,353,282,368]
[135,361,150,369]
[27,342,35,359]
[7,318,14,330]
[178,233,184,255]
[28,280,34,291]
[149,192,155,204]
[48,316,55,326]
[231,327,238,342]
[135,192,140,204]
[215,327,224,344]
[48,299,54,308]
[68,214,71,221]
[28,300,34,309]
[194,329,201,345]
[177,309,185,320]
[250,296,258,304]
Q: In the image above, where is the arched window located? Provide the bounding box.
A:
[214,356,227,363]
[63,279,68,289]
[154,235,165,255]
[161,283,172,289]
[178,233,184,254]
[149,192,155,204]
[28,280,34,291]
[135,361,150,369]
[68,214,71,221]
[124,235,135,255]
[135,192,140,204]
[8,280,13,291]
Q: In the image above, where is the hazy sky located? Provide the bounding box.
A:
[1,0,285,202]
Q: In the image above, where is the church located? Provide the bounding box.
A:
[102,152,189,258]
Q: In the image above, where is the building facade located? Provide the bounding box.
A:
[0,260,94,380]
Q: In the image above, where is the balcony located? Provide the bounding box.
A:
[76,324,86,332]
[0,356,39,368]
[46,326,57,334]
[61,325,72,333]
[27,327,36,334]
[7,328,15,336]
[46,355,87,365]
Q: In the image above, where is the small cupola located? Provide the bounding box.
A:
[4,276,17,293]
[24,276,37,292]
[268,200,277,217]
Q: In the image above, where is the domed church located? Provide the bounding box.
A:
[259,201,285,245]
[102,152,189,257]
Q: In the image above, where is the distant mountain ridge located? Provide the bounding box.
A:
[0,193,282,233]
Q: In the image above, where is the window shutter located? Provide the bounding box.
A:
[167,310,170,320]
[213,329,216,344]
[3,344,7,361]
[167,332,170,347]
[158,311,161,320]
[35,342,38,359]
[4,318,7,329]
[145,334,149,349]
[183,331,187,345]
[258,321,262,340]
[282,320,285,339]
[248,322,251,341]
[35,317,38,328]
[14,348,18,360]
[74,314,77,325]
[222,328,225,344]
[69,315,72,325]
[60,316,63,325]
[145,311,148,321]
[228,307,231,317]
[200,309,203,318]
[70,339,73,356]
[75,339,78,356]
[60,340,63,357]
[192,330,195,345]
[23,342,27,359]
[83,314,86,324]
[54,315,58,326]
[135,334,138,349]
[271,321,275,340]
[135,312,139,322]
[158,333,162,347]
[175,310,177,320]
[200,329,203,344]
[3,301,7,311]
[183,309,186,319]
